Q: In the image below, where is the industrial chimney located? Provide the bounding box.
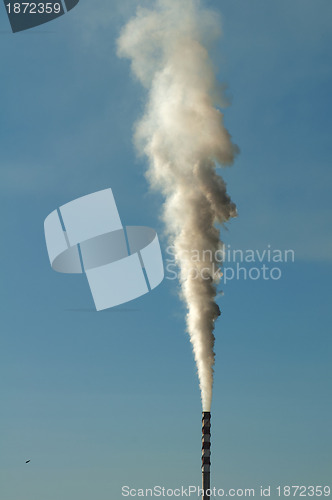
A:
[202,411,211,499]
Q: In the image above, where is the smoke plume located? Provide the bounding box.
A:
[117,0,238,411]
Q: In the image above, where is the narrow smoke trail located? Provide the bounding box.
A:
[117,0,238,411]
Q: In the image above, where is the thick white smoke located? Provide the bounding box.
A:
[117,0,238,411]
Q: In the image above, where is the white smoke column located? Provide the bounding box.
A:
[117,0,238,411]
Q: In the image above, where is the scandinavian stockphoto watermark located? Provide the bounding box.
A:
[122,486,255,497]
[3,0,80,33]
[44,188,164,311]
[165,245,295,283]
[122,485,331,497]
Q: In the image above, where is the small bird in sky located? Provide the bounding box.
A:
[25,460,30,464]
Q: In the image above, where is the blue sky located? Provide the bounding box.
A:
[1,1,331,499]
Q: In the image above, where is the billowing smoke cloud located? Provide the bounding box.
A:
[117,0,238,411]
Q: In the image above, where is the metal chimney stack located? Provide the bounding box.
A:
[202,411,211,500]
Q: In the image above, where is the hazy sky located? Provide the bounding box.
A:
[1,1,331,499]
